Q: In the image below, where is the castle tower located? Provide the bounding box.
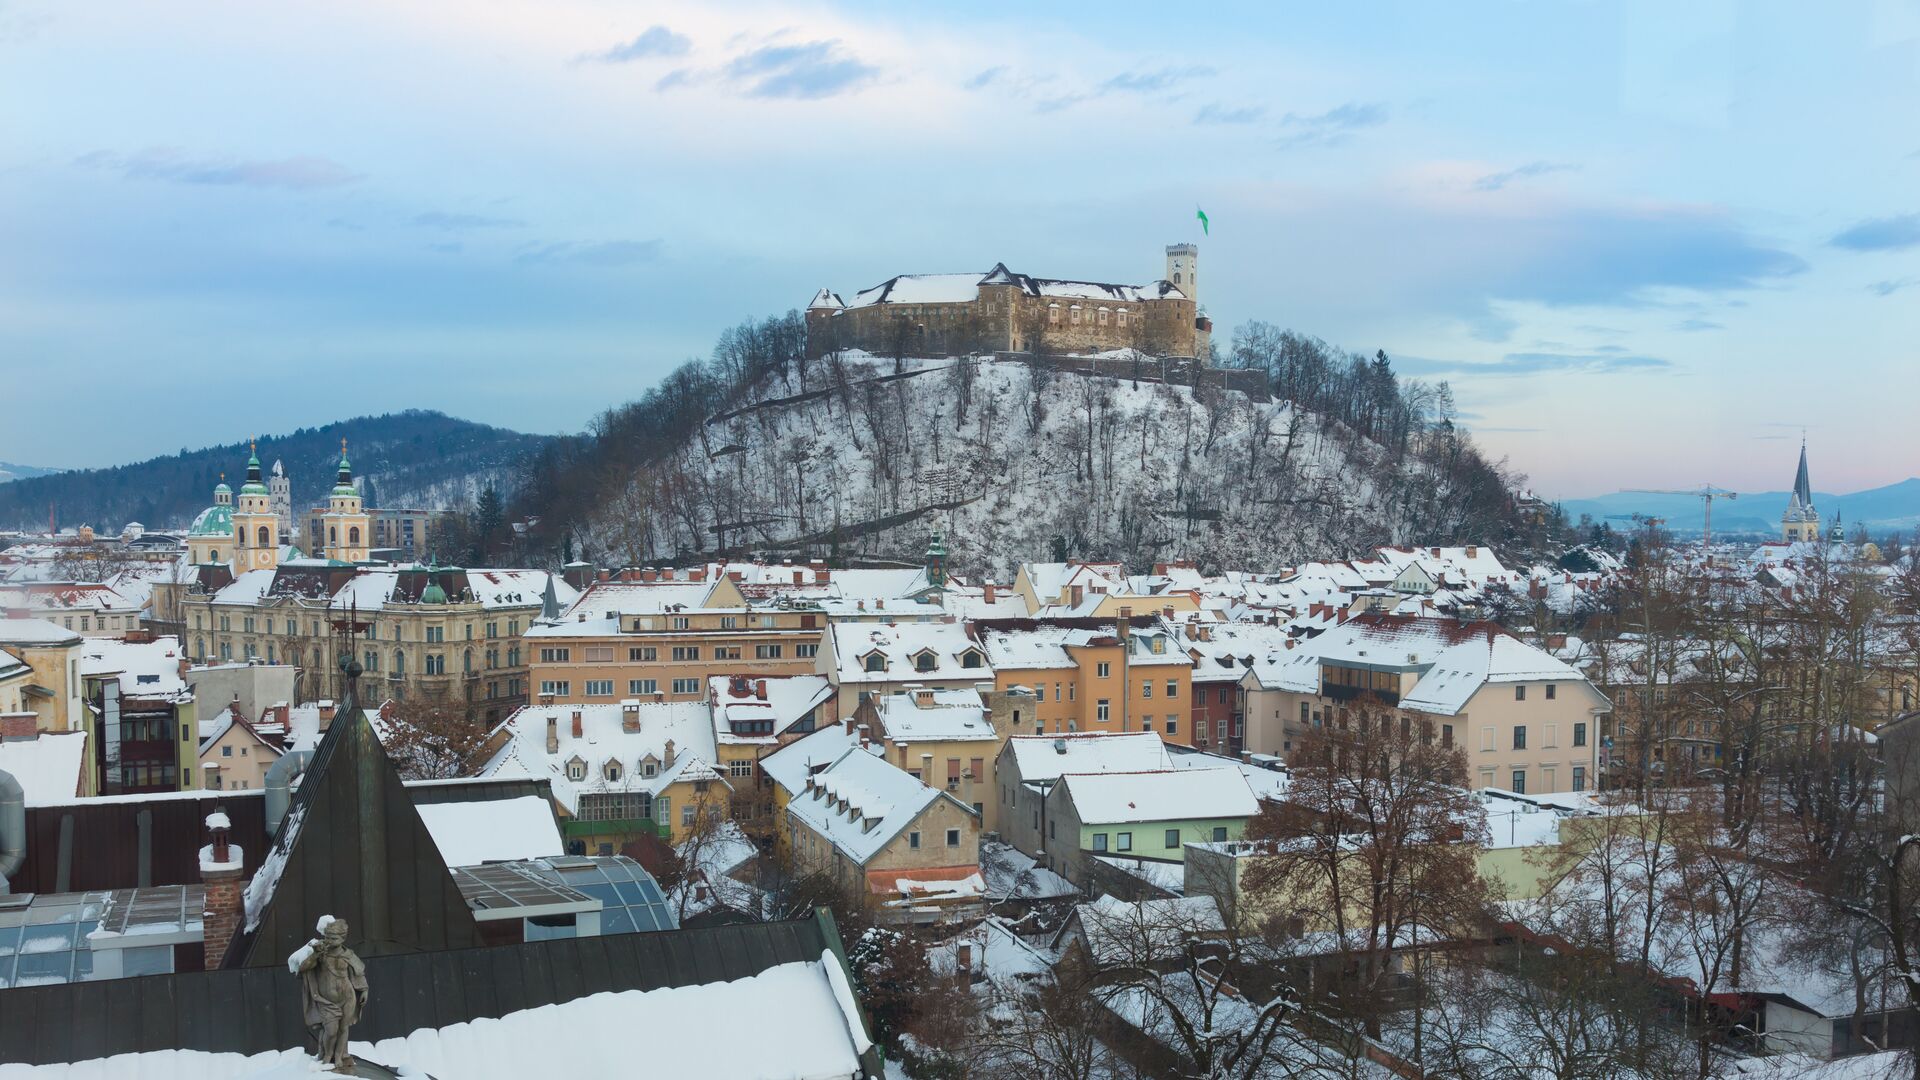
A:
[233,442,281,573]
[320,440,371,563]
[269,458,293,543]
[1781,437,1821,543]
[1165,243,1199,304]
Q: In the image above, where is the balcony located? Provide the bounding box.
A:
[1323,683,1399,706]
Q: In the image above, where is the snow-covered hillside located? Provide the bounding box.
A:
[581,353,1501,580]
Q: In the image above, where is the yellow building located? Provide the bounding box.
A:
[78,636,198,795]
[707,673,838,830]
[818,618,990,717]
[315,442,372,563]
[0,619,84,733]
[853,684,1034,833]
[976,616,1195,744]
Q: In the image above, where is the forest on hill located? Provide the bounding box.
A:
[0,410,548,533]
[508,313,1564,578]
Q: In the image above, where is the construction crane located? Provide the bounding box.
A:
[1620,486,1739,546]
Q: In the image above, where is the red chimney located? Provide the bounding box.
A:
[728,570,744,583]
[200,809,246,970]
[983,582,997,604]
[755,679,768,701]
[571,710,584,739]
[597,568,611,583]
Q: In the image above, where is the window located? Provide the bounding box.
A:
[720,616,738,629]
[682,805,695,827]
[583,645,613,662]
[1546,684,1557,700]
[1116,832,1132,852]
[1048,819,1055,839]
[864,654,886,672]
[1097,700,1110,723]
[671,616,690,630]
[1573,722,1587,747]
[586,680,614,696]
[671,678,700,694]
[729,759,754,778]
[1442,723,1454,747]
[540,680,571,696]
[1515,685,1527,701]
[1118,308,1129,327]
[756,644,784,660]
[426,654,445,675]
[539,647,571,663]
[1512,726,1527,750]
[946,828,961,847]
[714,646,742,660]
[1299,702,1310,726]
[1165,828,1180,848]
[961,651,983,669]
[1167,680,1178,698]
[221,745,232,757]
[671,646,700,662]
[1211,827,1228,842]
[426,626,445,644]
[1572,766,1587,792]
[1511,770,1527,794]
[630,679,658,695]
[1091,833,1108,852]
[1096,662,1111,678]
[1142,681,1153,698]
[909,831,921,849]
[1098,308,1109,325]
[914,652,936,673]
[630,647,657,661]
[605,761,622,781]
[567,760,586,781]
[796,643,819,658]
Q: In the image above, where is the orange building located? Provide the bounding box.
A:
[973,615,1195,745]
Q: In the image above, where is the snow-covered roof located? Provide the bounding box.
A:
[709,674,833,745]
[78,636,191,700]
[827,620,988,685]
[786,747,957,866]
[557,580,726,622]
[466,569,579,611]
[979,622,1191,670]
[838,264,1186,312]
[1057,767,1258,824]
[480,701,724,814]
[1399,630,1594,716]
[758,722,878,797]
[1065,893,1225,965]
[0,581,137,613]
[0,618,83,647]
[869,686,998,743]
[0,730,88,804]
[1004,730,1171,784]
[416,795,565,867]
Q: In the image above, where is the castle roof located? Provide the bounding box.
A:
[807,287,844,311]
[839,264,1187,312]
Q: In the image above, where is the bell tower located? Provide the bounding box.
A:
[1165,243,1199,303]
[233,441,281,573]
[321,439,372,563]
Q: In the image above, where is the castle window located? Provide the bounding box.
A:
[1070,306,1081,325]
[1118,308,1129,326]
[1048,304,1060,325]
[1173,271,1183,284]
[1098,308,1109,326]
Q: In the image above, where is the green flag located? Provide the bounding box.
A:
[1196,206,1209,235]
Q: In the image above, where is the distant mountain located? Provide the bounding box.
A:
[1559,477,1920,536]
[0,410,550,533]
[0,462,61,484]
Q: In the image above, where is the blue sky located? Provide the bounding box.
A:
[2,1,1916,498]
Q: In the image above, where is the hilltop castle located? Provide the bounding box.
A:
[805,243,1211,361]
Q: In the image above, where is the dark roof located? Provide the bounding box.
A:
[222,704,481,967]
[0,910,876,1071]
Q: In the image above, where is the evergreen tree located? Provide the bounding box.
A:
[471,484,503,565]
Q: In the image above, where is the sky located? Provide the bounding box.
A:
[1,1,1917,499]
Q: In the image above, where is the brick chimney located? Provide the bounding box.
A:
[641,567,658,583]
[546,714,560,754]
[755,679,768,701]
[199,810,246,971]
[983,582,997,604]
[317,700,336,731]
[571,709,584,739]
[597,568,611,583]
[664,739,676,767]
[622,700,640,734]
[728,570,744,583]
[0,714,36,739]
[792,569,804,585]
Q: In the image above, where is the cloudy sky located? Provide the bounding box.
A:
[2,1,1916,497]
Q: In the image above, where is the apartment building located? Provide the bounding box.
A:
[1239,613,1611,796]
[818,618,990,716]
[974,615,1195,745]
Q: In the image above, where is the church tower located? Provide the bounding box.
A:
[320,440,371,563]
[1781,438,1821,543]
[1165,243,1199,304]
[233,442,281,573]
[269,458,293,543]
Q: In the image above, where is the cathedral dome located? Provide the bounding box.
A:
[188,503,234,538]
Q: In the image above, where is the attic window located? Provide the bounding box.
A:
[567,761,586,781]
[864,654,887,673]
[961,650,984,669]
[643,760,658,778]
[605,762,623,782]
[913,650,937,673]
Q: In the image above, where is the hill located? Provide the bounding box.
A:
[1560,477,1920,537]
[0,411,550,533]
[516,315,1544,579]
[0,462,61,485]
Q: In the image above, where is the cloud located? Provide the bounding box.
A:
[1100,65,1214,94]
[1672,317,1723,331]
[427,241,463,255]
[1472,161,1577,192]
[1034,92,1088,114]
[579,26,691,64]
[1194,103,1266,125]
[1868,277,1919,297]
[76,147,360,189]
[655,68,695,91]
[412,211,524,231]
[1399,351,1673,378]
[514,239,661,267]
[724,40,876,99]
[1830,213,1920,252]
[963,66,1006,90]
[1275,102,1387,148]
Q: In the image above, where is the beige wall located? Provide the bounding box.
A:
[200,724,278,791]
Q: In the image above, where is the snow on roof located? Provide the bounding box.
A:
[9,956,870,1079]
[807,287,844,310]
[1004,730,1171,784]
[0,730,88,804]
[840,266,1184,312]
[870,686,998,743]
[210,567,280,606]
[710,674,833,745]
[0,646,28,682]
[416,795,564,867]
[78,635,190,699]
[827,620,987,685]
[559,580,723,621]
[1167,747,1289,801]
[1057,767,1258,824]
[0,618,83,646]
[480,702,723,814]
[1066,893,1225,964]
[1399,630,1592,716]
[758,722,878,797]
[466,569,578,610]
[0,581,137,613]
[979,622,1190,670]
[847,271,985,308]
[787,747,953,866]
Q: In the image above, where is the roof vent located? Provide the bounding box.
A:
[1053,738,1067,754]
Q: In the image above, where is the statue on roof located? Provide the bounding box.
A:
[293,915,368,1073]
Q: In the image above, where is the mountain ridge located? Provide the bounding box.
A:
[1558,477,1920,535]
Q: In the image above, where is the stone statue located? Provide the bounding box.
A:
[295,916,369,1073]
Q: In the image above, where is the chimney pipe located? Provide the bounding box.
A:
[263,750,313,836]
[755,679,768,701]
[546,714,560,754]
[571,710,584,739]
[199,808,246,970]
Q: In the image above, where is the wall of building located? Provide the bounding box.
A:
[529,615,823,705]
[185,663,298,727]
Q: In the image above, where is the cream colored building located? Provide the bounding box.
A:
[1240,613,1611,796]
[0,618,84,734]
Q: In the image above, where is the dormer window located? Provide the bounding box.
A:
[605,761,623,782]
[643,760,658,778]
[864,653,887,673]
[567,759,586,782]
[912,649,937,673]
[961,650,984,669]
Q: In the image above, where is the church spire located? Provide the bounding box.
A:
[1792,434,1813,509]
[333,438,356,496]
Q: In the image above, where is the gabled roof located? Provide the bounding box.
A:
[1003,730,1171,784]
[480,701,725,813]
[786,747,963,866]
[1056,768,1258,824]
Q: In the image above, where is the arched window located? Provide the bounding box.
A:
[210,549,220,561]
[194,636,204,657]
[914,652,936,673]
[463,650,473,673]
[349,526,361,546]
[329,527,338,544]
[393,650,405,675]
